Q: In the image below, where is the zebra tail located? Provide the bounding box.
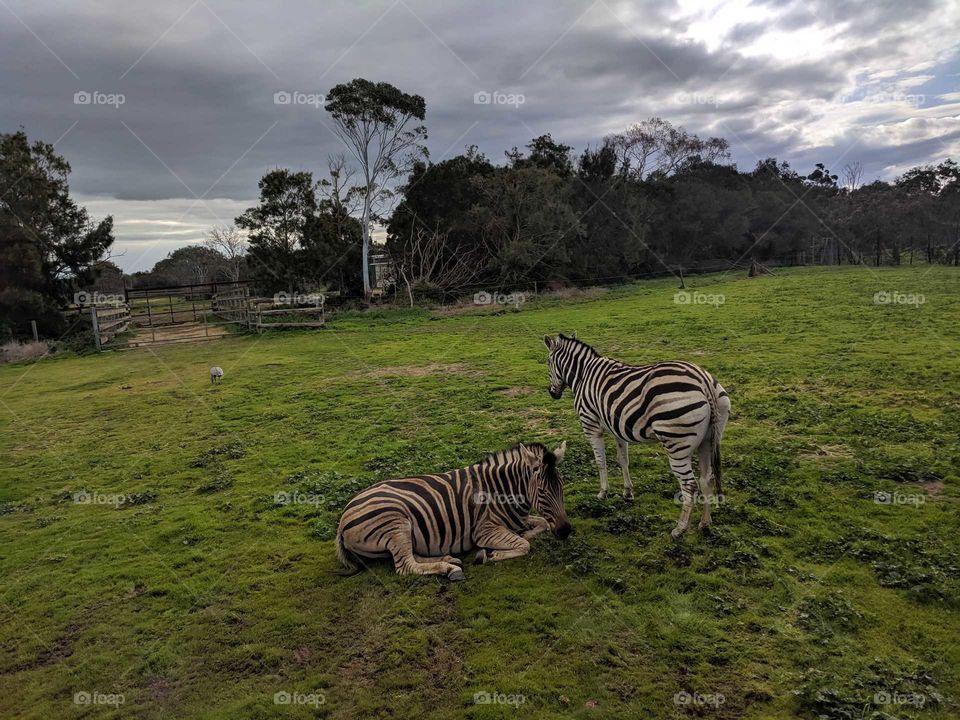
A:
[707,382,723,497]
[711,424,723,497]
[334,532,362,577]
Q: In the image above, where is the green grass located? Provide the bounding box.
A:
[1,266,958,719]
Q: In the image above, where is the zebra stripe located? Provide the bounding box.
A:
[545,334,730,537]
[336,443,571,580]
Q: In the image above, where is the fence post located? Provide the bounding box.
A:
[91,306,102,352]
[31,320,38,342]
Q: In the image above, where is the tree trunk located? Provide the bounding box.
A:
[361,196,371,297]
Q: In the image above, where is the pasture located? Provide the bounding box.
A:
[1,266,958,719]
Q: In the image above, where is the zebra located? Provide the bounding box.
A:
[543,334,730,538]
[336,442,571,580]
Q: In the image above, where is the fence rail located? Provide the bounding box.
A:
[90,303,131,351]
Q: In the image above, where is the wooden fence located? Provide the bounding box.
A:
[211,286,251,323]
[90,303,131,351]
[249,297,325,333]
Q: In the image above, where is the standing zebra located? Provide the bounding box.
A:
[336,442,570,580]
[543,334,730,538]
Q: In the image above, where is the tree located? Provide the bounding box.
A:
[236,169,318,292]
[325,79,427,296]
[152,246,228,285]
[203,224,247,281]
[607,118,730,180]
[0,130,113,339]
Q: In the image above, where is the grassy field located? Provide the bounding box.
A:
[1,266,958,719]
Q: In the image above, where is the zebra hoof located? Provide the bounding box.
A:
[448,557,463,566]
[698,521,712,531]
[670,526,688,540]
[474,549,487,565]
[623,490,634,502]
[448,568,465,581]
[597,490,608,500]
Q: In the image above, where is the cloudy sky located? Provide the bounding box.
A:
[3,0,958,272]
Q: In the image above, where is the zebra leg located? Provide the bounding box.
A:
[415,554,462,566]
[589,435,610,499]
[473,525,531,564]
[387,521,464,580]
[668,453,697,539]
[521,516,550,540]
[615,437,633,501]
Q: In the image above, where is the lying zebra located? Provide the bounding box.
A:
[336,442,571,580]
[544,334,730,538]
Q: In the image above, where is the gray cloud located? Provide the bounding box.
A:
[1,0,958,270]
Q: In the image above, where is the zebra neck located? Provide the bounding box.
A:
[470,460,533,517]
[563,352,608,391]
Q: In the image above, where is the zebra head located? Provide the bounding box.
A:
[519,441,571,539]
[543,335,567,399]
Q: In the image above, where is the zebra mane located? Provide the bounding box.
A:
[478,443,553,468]
[558,333,599,356]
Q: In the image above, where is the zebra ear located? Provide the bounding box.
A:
[543,335,554,350]
[553,441,567,463]
[518,443,540,468]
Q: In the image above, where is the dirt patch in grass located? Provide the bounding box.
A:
[921,479,945,496]
[499,385,534,397]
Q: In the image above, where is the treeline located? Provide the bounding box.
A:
[384,119,960,300]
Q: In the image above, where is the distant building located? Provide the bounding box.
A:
[369,248,392,289]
